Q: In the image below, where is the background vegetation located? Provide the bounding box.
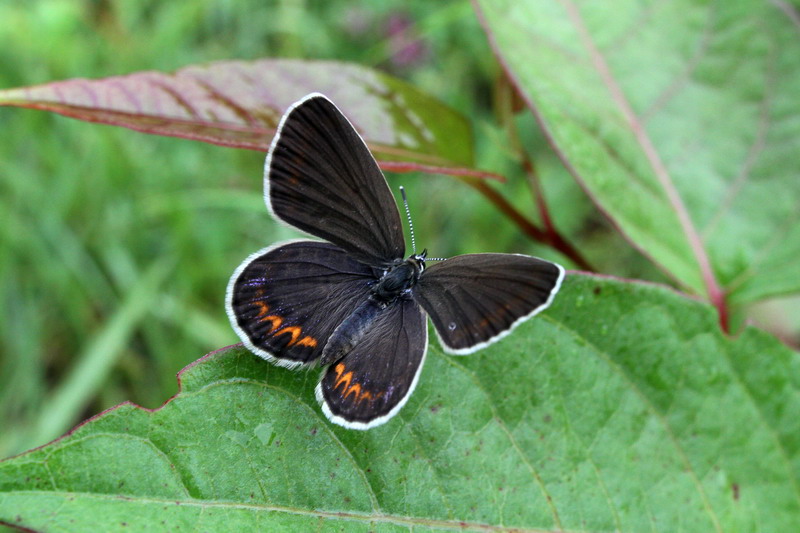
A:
[0,0,667,458]
[1,1,799,530]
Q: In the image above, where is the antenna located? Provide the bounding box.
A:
[399,186,417,254]
[399,186,446,262]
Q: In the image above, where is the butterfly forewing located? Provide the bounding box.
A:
[266,94,405,267]
[316,298,428,429]
[414,254,565,354]
[228,92,566,430]
[226,240,377,367]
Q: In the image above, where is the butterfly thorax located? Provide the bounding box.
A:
[318,254,425,367]
[371,253,426,303]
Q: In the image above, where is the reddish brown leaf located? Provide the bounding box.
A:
[0,59,499,179]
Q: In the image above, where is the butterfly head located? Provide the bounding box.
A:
[409,248,427,272]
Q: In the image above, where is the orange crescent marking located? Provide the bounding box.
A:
[333,363,353,391]
[274,326,302,346]
[262,315,283,332]
[353,386,381,404]
[255,301,270,318]
[356,389,374,403]
[344,382,362,401]
[332,364,379,404]
[296,336,318,348]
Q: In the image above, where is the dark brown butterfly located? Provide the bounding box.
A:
[226,93,564,429]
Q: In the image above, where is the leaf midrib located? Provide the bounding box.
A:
[7,490,560,533]
[558,0,721,304]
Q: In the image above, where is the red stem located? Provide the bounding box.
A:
[490,76,595,272]
[463,177,595,272]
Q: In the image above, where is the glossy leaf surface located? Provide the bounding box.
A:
[2,275,798,531]
[475,0,800,304]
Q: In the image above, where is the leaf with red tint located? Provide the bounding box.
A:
[0,59,496,179]
[474,0,800,318]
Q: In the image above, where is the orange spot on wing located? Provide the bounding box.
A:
[262,315,283,332]
[355,388,379,403]
[344,382,362,401]
[258,311,317,349]
[296,336,317,348]
[333,363,352,390]
[254,301,270,318]
[274,326,302,346]
[332,363,381,405]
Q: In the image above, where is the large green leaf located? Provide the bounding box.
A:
[0,59,493,179]
[1,275,798,531]
[474,0,800,306]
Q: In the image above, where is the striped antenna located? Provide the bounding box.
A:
[399,186,446,261]
[399,186,417,254]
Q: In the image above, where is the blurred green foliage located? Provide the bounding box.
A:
[0,0,681,458]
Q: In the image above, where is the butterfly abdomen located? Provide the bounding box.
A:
[319,257,424,367]
[320,298,385,366]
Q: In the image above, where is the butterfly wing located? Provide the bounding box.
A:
[266,93,405,267]
[413,253,565,354]
[226,240,378,368]
[316,298,427,429]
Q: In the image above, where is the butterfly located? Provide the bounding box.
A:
[226,93,565,430]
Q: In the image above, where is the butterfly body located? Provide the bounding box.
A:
[227,93,565,430]
[320,253,425,366]
[371,253,425,302]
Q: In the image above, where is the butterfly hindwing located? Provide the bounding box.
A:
[413,253,565,354]
[316,298,428,429]
[226,240,377,367]
[266,93,405,268]
[228,93,567,430]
